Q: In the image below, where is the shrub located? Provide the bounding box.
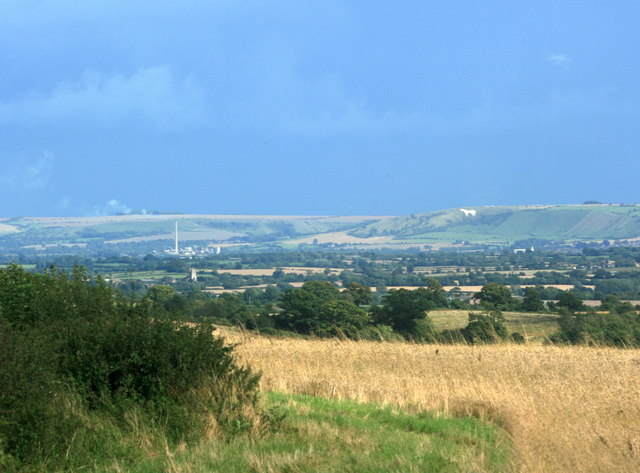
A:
[0,264,261,468]
[0,319,81,463]
[461,310,509,344]
[552,307,640,347]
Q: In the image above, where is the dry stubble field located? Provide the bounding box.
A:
[226,333,640,473]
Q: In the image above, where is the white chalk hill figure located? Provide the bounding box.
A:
[460,209,477,217]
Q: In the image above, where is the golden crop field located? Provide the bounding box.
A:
[227,334,640,473]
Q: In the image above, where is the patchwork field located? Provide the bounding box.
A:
[229,334,640,473]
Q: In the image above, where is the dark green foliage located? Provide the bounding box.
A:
[193,292,255,326]
[423,278,449,308]
[314,299,371,338]
[520,287,545,312]
[473,282,517,311]
[461,311,509,343]
[0,319,81,463]
[146,284,192,318]
[0,264,261,469]
[372,288,437,340]
[438,310,510,345]
[342,281,373,306]
[295,280,341,300]
[276,281,340,334]
[557,290,584,312]
[275,281,370,338]
[0,264,120,328]
[553,302,640,347]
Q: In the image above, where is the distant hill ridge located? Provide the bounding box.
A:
[0,204,639,253]
[349,204,640,243]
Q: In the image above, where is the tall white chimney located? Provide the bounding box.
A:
[175,220,179,254]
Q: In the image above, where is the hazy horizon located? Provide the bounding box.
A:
[3,201,638,220]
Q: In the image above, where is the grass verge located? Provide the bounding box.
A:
[7,393,511,472]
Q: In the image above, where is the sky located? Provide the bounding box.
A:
[1,0,639,217]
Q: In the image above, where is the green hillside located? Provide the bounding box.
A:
[349,204,640,244]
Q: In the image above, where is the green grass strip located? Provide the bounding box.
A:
[119,392,512,473]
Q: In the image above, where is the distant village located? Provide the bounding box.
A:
[162,221,221,257]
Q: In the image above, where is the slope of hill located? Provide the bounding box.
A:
[349,204,640,245]
[1,204,639,255]
[0,214,388,254]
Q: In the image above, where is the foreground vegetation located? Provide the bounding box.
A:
[1,390,510,473]
[0,265,511,472]
[2,261,640,471]
[126,392,509,473]
[0,265,261,470]
[230,333,640,473]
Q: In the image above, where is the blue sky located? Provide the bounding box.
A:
[1,0,638,217]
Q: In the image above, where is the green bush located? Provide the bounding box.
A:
[0,319,81,463]
[0,264,261,469]
[438,311,509,344]
[461,310,509,343]
[552,304,640,347]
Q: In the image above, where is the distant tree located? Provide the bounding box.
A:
[343,282,373,306]
[521,287,545,312]
[557,290,584,312]
[313,299,371,338]
[275,281,368,337]
[423,278,449,308]
[296,280,341,300]
[474,282,516,311]
[262,285,282,304]
[164,258,189,273]
[147,285,189,317]
[373,288,436,340]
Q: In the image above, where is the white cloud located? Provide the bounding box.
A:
[548,54,571,67]
[0,67,207,130]
[0,150,55,190]
[88,199,135,216]
[106,199,132,215]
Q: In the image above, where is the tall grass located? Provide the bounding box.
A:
[228,332,640,473]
